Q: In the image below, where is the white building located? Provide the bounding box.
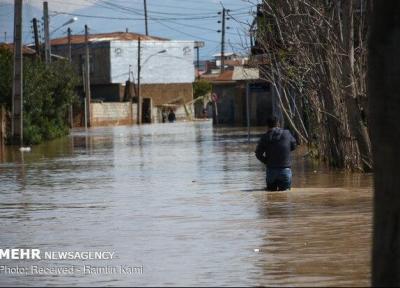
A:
[51,32,195,111]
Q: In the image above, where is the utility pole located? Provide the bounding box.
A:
[217,8,229,73]
[144,0,149,35]
[137,37,142,125]
[196,46,200,79]
[32,18,40,59]
[12,0,23,146]
[67,27,72,61]
[194,41,204,80]
[84,25,91,128]
[43,1,51,64]
[68,27,73,128]
[82,64,87,129]
[246,82,251,143]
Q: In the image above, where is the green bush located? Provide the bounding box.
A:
[193,79,212,99]
[0,48,79,145]
[0,47,13,109]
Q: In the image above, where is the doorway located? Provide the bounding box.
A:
[142,98,152,124]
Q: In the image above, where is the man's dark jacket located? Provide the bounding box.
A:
[255,128,297,168]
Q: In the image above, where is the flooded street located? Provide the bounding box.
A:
[0,121,372,286]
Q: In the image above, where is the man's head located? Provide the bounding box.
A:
[266,116,279,129]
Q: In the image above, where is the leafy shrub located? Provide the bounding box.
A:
[193,79,212,99]
[0,48,79,145]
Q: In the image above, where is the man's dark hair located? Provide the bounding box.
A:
[266,116,279,128]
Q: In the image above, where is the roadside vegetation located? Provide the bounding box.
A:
[193,79,212,99]
[255,0,371,171]
[0,47,79,145]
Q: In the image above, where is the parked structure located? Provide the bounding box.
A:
[51,32,195,124]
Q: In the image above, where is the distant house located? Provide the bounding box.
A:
[51,31,195,123]
[212,52,248,69]
[194,60,208,78]
[201,65,276,126]
[0,43,37,58]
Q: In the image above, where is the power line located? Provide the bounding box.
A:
[89,0,253,17]
[91,0,216,17]
[51,11,220,21]
[49,14,236,44]
[152,19,221,44]
[47,0,255,57]
[160,19,238,36]
[141,2,216,12]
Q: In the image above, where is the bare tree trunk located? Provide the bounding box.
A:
[342,0,372,171]
[256,0,372,171]
[369,1,400,286]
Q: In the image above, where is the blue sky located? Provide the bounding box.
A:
[0,0,258,59]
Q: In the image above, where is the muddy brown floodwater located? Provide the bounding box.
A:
[0,121,372,287]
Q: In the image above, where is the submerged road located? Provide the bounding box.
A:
[0,121,372,286]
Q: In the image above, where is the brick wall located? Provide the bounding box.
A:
[140,83,193,106]
[90,82,193,111]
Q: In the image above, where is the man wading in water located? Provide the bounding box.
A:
[255,116,297,191]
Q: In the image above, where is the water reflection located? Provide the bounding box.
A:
[0,122,372,286]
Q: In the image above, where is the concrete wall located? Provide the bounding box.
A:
[152,104,193,123]
[52,42,111,85]
[110,40,195,84]
[90,101,191,127]
[91,102,137,126]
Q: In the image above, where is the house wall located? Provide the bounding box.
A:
[53,40,195,86]
[110,40,195,84]
[91,84,122,102]
[53,40,195,106]
[252,82,273,125]
[52,42,111,85]
[111,82,193,110]
[212,83,238,125]
[140,83,193,106]
[90,101,190,126]
[212,81,272,126]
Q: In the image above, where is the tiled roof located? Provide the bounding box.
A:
[51,31,169,46]
[0,43,36,55]
[215,70,234,81]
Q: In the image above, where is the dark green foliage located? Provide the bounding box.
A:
[0,47,13,109]
[0,48,79,145]
[193,79,212,98]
